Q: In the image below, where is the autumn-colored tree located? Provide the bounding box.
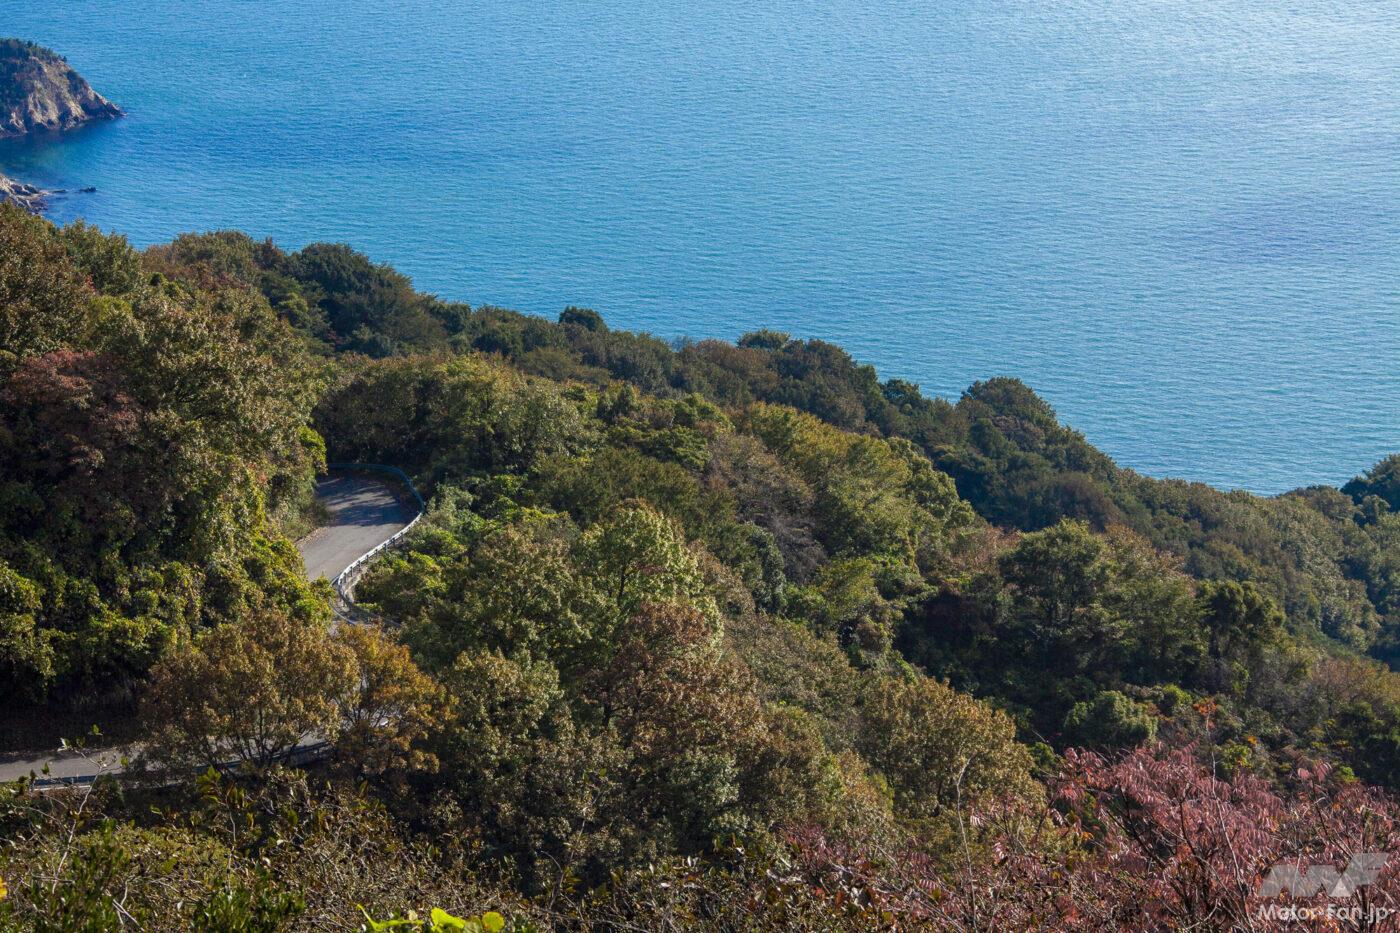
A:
[141,611,356,772]
[331,623,448,777]
[1045,746,1400,930]
[595,601,764,850]
[1,350,153,553]
[0,208,323,703]
[702,431,825,582]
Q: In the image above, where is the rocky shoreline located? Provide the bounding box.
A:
[0,171,49,211]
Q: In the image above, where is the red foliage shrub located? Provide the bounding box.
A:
[785,744,1400,930]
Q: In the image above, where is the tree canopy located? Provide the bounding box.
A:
[4,209,1400,929]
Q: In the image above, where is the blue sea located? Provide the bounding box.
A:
[3,0,1397,493]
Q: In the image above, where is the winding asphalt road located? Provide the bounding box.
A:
[299,473,419,583]
[0,472,417,785]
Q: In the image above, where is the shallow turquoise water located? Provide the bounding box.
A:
[3,0,1398,493]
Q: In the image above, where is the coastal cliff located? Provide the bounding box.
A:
[0,39,122,138]
[0,39,120,212]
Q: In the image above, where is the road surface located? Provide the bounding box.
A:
[298,473,419,583]
[0,471,418,786]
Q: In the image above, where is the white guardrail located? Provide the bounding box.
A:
[325,463,426,621]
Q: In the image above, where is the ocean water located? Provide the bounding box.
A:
[2,0,1397,494]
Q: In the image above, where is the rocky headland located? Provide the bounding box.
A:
[0,39,122,137]
[0,39,121,212]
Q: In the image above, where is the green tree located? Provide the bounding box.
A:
[0,560,51,699]
[744,404,974,565]
[428,650,617,885]
[574,502,715,634]
[0,205,94,371]
[1101,527,1201,684]
[1197,580,1285,697]
[58,221,144,297]
[559,306,606,332]
[1345,454,1400,514]
[288,242,448,354]
[401,516,590,670]
[858,675,1039,823]
[1062,689,1158,749]
[997,520,1121,678]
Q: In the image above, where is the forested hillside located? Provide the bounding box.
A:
[4,208,1400,929]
